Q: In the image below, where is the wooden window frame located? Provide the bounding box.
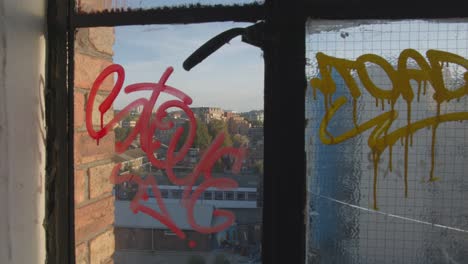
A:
[45,0,468,263]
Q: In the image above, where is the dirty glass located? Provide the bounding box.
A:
[74,22,264,263]
[306,19,468,264]
[76,0,264,14]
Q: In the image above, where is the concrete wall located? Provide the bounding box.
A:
[0,0,46,263]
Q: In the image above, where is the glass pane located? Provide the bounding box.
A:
[77,0,264,14]
[74,22,263,263]
[306,19,468,263]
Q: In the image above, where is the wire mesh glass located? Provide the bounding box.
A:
[306,19,468,264]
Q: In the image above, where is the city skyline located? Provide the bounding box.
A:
[114,105,264,113]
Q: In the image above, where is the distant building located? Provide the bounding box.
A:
[228,116,251,135]
[185,148,199,165]
[129,105,144,115]
[248,141,263,161]
[191,107,225,123]
[167,110,186,119]
[243,110,264,122]
[248,126,263,145]
[154,118,187,146]
[224,110,239,119]
[112,148,148,171]
[115,201,214,251]
[114,173,262,252]
[121,120,137,128]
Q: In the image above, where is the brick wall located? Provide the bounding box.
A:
[74,26,116,264]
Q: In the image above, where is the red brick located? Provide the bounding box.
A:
[75,91,85,128]
[91,95,114,127]
[74,131,115,165]
[89,27,115,56]
[89,163,115,199]
[76,242,89,264]
[75,196,115,243]
[78,0,112,13]
[74,53,114,91]
[90,229,115,264]
[75,169,88,205]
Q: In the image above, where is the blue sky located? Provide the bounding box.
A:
[112,19,467,112]
[116,0,263,9]
[113,22,264,112]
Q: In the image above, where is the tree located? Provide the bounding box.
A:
[254,160,264,175]
[194,118,212,150]
[232,134,249,148]
[176,118,212,151]
[115,127,131,142]
[207,119,232,147]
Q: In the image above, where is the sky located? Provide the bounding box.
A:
[112,18,467,112]
[111,0,263,9]
[113,22,264,112]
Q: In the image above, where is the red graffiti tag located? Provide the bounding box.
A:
[85,64,246,248]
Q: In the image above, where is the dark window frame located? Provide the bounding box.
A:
[45,0,467,263]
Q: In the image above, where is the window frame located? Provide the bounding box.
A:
[45,0,468,263]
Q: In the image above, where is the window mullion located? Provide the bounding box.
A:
[263,0,307,263]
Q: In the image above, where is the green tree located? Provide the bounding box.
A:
[194,118,212,150]
[254,160,264,175]
[115,127,131,142]
[208,119,232,147]
[177,118,212,151]
[232,134,249,148]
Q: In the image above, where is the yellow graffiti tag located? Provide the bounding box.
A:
[310,49,468,210]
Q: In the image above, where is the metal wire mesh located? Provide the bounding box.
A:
[306,19,468,264]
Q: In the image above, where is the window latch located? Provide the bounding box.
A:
[183,22,264,71]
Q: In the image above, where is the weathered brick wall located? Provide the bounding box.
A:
[74,26,116,264]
